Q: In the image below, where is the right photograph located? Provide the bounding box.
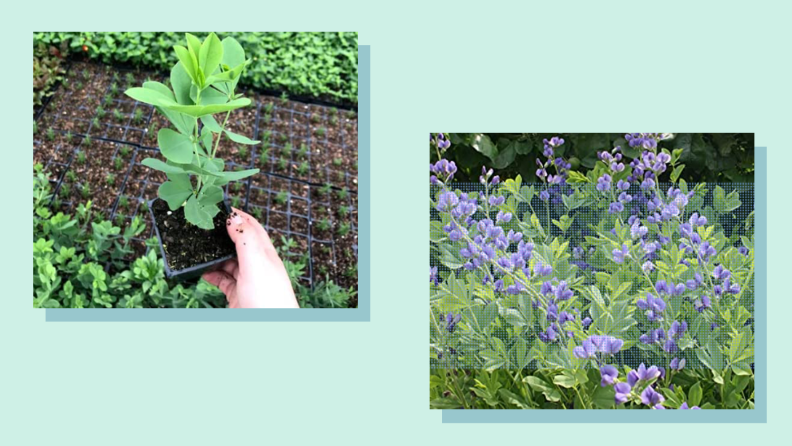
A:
[430,133,755,410]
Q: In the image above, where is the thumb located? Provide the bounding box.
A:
[202,270,236,297]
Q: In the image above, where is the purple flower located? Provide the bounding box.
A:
[436,190,459,212]
[533,262,553,277]
[430,267,439,286]
[738,246,749,256]
[600,365,618,387]
[615,382,632,404]
[573,338,597,359]
[640,386,665,407]
[698,241,717,259]
[589,335,624,355]
[689,212,707,226]
[636,293,666,321]
[612,244,630,263]
[609,202,624,214]
[617,179,630,191]
[679,402,701,410]
[663,338,678,353]
[630,221,648,239]
[668,320,688,339]
[639,328,665,345]
[540,281,554,295]
[430,159,457,181]
[596,174,612,192]
[642,261,655,273]
[496,210,512,224]
[695,295,711,312]
[712,264,731,281]
[618,192,633,203]
[489,195,505,206]
[670,357,686,371]
[582,316,593,328]
[441,312,462,333]
[539,190,550,201]
[554,280,573,301]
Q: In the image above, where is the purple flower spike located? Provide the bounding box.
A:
[573,338,597,359]
[640,386,665,407]
[712,264,731,281]
[663,338,678,353]
[609,202,625,214]
[600,365,619,387]
[554,280,573,301]
[615,382,632,404]
[430,266,439,286]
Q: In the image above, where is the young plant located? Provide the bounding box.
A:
[59,183,70,197]
[319,182,332,196]
[105,173,115,186]
[311,113,320,124]
[118,195,129,209]
[274,190,289,205]
[278,157,289,171]
[65,131,73,143]
[316,218,331,232]
[81,183,91,198]
[133,108,144,124]
[114,109,124,123]
[315,126,326,137]
[251,206,263,220]
[333,157,343,167]
[83,135,92,147]
[114,157,123,171]
[125,72,135,85]
[66,170,77,183]
[230,195,241,208]
[46,127,55,141]
[76,151,86,165]
[337,222,351,236]
[120,145,131,157]
[297,143,308,158]
[238,145,248,159]
[281,142,292,156]
[336,187,349,200]
[297,161,309,176]
[264,103,274,114]
[124,33,259,229]
[278,133,288,143]
[96,105,106,119]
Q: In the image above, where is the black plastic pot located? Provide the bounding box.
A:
[148,198,235,281]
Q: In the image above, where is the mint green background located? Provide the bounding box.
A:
[7,1,791,444]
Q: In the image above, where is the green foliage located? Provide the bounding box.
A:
[125,33,259,229]
[33,166,348,308]
[34,40,68,107]
[35,32,358,104]
[438,133,754,183]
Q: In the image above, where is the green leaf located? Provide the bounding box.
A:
[184,195,214,230]
[201,115,223,133]
[198,32,223,79]
[440,245,464,270]
[158,128,195,164]
[158,175,192,210]
[141,158,187,175]
[471,134,497,161]
[688,382,702,407]
[170,63,193,105]
[198,185,223,208]
[125,85,172,106]
[218,37,246,93]
[523,376,561,402]
[592,385,615,409]
[214,168,259,184]
[161,97,251,118]
[670,164,685,183]
[173,45,197,83]
[224,129,260,145]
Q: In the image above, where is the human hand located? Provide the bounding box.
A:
[202,208,299,308]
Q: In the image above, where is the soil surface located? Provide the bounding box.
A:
[151,199,235,272]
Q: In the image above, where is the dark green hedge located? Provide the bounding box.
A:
[33,32,358,106]
[433,133,754,183]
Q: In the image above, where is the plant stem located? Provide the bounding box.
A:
[211,110,232,159]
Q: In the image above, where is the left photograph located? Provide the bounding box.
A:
[33,32,359,308]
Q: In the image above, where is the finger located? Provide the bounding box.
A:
[226,209,279,273]
[231,207,269,240]
[219,258,239,280]
[202,270,237,297]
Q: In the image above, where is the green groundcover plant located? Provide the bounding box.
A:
[429,133,754,409]
[34,32,358,104]
[125,32,258,229]
[33,165,354,308]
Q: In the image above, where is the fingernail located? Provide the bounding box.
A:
[231,215,243,225]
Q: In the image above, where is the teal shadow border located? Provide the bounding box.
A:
[442,146,767,423]
[45,45,371,323]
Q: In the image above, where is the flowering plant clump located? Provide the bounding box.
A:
[125,33,259,229]
[430,133,754,409]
